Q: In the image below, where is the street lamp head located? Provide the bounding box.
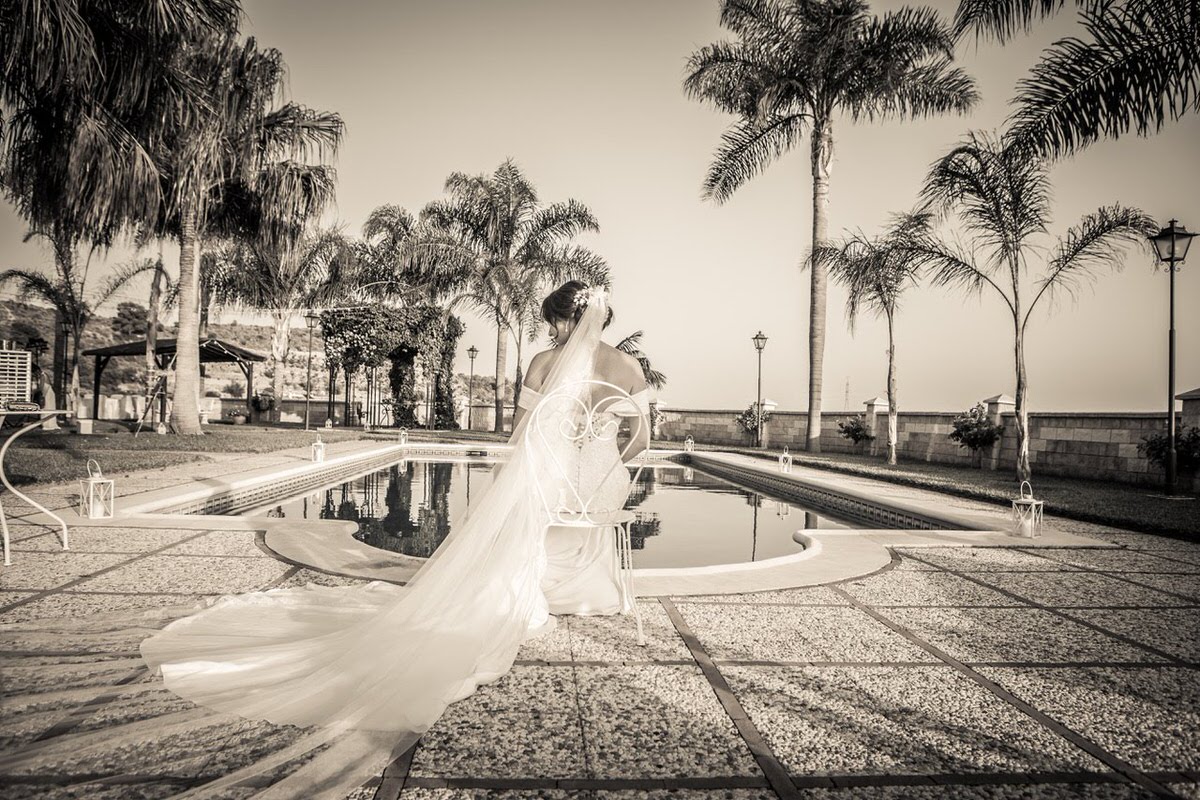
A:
[1149,219,1196,265]
[752,331,768,352]
[305,311,320,329]
[467,345,478,360]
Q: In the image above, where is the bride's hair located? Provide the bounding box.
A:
[541,280,613,328]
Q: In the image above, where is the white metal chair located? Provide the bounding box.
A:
[524,379,648,646]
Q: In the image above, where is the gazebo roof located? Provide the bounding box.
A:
[82,337,266,363]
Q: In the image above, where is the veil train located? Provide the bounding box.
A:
[132,287,615,798]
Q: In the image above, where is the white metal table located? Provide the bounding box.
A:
[0,410,71,566]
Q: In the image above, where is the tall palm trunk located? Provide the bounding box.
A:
[1014,325,1031,482]
[269,311,290,424]
[171,202,203,435]
[146,257,163,417]
[511,319,526,415]
[885,308,898,466]
[67,324,82,417]
[493,310,507,433]
[805,118,833,453]
[52,307,66,407]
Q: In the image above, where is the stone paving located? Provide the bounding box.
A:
[1,446,1198,799]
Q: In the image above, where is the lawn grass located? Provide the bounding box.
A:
[666,439,1199,540]
[7,422,369,485]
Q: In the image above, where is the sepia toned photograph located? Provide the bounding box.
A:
[0,0,1198,798]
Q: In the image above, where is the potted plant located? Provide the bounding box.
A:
[948,403,1005,468]
[228,408,248,425]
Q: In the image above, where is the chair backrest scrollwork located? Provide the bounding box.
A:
[525,379,647,526]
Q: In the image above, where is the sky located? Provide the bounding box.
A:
[2,0,1198,413]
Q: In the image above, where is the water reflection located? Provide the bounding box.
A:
[256,460,851,569]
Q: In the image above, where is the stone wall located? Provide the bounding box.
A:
[657,399,1200,493]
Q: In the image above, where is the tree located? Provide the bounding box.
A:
[684,0,977,452]
[112,302,148,339]
[0,242,155,413]
[210,231,352,422]
[954,0,1200,159]
[152,37,343,434]
[1,2,239,414]
[615,330,667,391]
[814,213,928,464]
[0,1,240,245]
[421,159,602,433]
[504,245,610,413]
[907,132,1156,481]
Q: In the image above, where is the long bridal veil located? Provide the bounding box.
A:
[133,287,615,798]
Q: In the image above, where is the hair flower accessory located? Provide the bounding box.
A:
[574,285,607,311]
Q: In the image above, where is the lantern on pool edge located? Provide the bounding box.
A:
[79,459,114,519]
[398,427,409,445]
[683,435,695,453]
[311,435,326,463]
[1012,480,1043,538]
[778,446,793,474]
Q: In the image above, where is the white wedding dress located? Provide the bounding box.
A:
[133,289,646,799]
[520,383,650,616]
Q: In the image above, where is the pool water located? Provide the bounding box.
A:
[251,459,856,569]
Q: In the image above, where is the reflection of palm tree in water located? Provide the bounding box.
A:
[344,461,455,557]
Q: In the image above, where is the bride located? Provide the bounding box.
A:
[137,282,650,798]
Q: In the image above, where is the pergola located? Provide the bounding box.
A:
[82,337,266,421]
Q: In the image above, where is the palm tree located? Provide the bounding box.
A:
[814,213,928,464]
[504,245,610,412]
[684,0,978,453]
[421,159,601,433]
[0,231,155,413]
[153,37,343,434]
[908,132,1156,481]
[615,331,667,391]
[954,0,1199,159]
[209,231,352,422]
[0,1,239,245]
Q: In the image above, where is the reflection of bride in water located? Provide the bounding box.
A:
[128,282,649,798]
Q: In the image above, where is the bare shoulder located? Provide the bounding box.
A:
[525,349,557,390]
[599,344,647,393]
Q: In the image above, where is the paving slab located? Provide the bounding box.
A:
[676,603,934,663]
[723,665,1108,776]
[978,667,1200,772]
[879,607,1168,664]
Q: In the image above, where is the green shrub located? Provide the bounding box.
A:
[836,414,875,445]
[1137,426,1200,472]
[734,403,772,434]
[948,403,1004,452]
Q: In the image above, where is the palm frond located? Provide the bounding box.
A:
[0,268,68,309]
[615,329,667,390]
[92,258,160,309]
[953,0,1072,42]
[1024,204,1156,327]
[703,113,808,203]
[1006,0,1200,160]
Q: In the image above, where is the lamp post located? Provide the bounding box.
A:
[752,331,768,447]
[1148,219,1196,496]
[467,345,478,431]
[304,311,319,430]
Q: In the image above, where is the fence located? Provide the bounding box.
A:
[656,393,1200,493]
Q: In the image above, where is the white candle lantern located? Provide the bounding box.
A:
[1012,480,1043,538]
[683,435,694,453]
[311,435,326,463]
[778,447,793,473]
[79,459,114,519]
[324,418,333,429]
[398,427,409,445]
